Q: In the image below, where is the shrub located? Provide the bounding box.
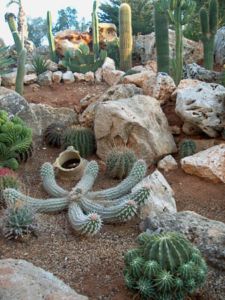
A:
[32,54,49,75]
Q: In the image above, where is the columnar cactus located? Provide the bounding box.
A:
[47,11,57,63]
[92,0,100,60]
[15,48,26,96]
[5,13,23,53]
[119,3,133,71]
[200,0,218,70]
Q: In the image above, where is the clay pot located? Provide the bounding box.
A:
[53,146,87,180]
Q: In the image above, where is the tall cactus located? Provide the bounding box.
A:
[154,1,169,74]
[47,11,57,63]
[92,0,100,60]
[5,13,22,54]
[119,3,133,71]
[200,0,218,70]
[15,48,26,96]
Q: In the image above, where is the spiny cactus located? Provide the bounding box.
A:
[15,47,26,96]
[119,3,133,71]
[44,122,66,148]
[200,0,218,70]
[47,11,57,63]
[179,139,196,158]
[124,231,207,300]
[0,168,20,206]
[62,126,96,158]
[106,147,137,180]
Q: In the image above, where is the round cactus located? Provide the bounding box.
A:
[124,232,207,300]
[106,147,137,179]
[62,126,96,158]
[179,139,196,158]
[0,168,20,206]
[44,122,66,147]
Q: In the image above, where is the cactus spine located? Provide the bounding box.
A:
[47,11,57,63]
[92,0,100,60]
[200,0,218,70]
[119,3,133,71]
[15,48,26,95]
[154,1,169,74]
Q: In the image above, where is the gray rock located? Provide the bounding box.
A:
[62,71,75,84]
[184,63,222,83]
[0,259,88,300]
[38,70,53,86]
[215,26,225,66]
[24,74,38,85]
[52,71,63,83]
[1,71,17,86]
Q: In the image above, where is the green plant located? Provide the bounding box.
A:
[200,0,218,70]
[43,122,66,148]
[0,168,20,206]
[119,3,133,71]
[32,54,49,75]
[106,38,120,69]
[15,47,26,96]
[47,11,57,63]
[179,139,196,158]
[62,126,96,158]
[124,231,207,300]
[4,13,23,53]
[92,0,100,60]
[106,146,137,179]
[0,46,14,75]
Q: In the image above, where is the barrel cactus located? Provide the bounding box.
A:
[124,231,207,300]
[44,122,66,147]
[179,139,196,158]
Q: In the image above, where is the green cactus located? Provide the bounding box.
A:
[15,47,26,95]
[62,126,96,158]
[200,0,218,70]
[0,168,20,206]
[47,11,57,63]
[4,13,23,53]
[124,231,207,300]
[179,139,196,158]
[119,3,133,71]
[154,1,170,74]
[92,0,100,60]
[44,122,66,148]
[106,147,137,180]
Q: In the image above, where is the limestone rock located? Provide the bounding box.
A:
[24,74,38,85]
[140,211,225,270]
[133,170,177,219]
[171,79,201,100]
[184,63,221,83]
[94,95,177,164]
[0,259,88,300]
[74,73,85,82]
[157,155,178,172]
[46,59,58,72]
[25,63,35,74]
[175,82,225,137]
[182,122,203,136]
[84,71,95,83]
[103,69,125,86]
[38,71,52,86]
[214,26,225,66]
[52,71,63,83]
[181,144,225,183]
[95,68,103,82]
[62,71,75,84]
[102,57,115,71]
[1,71,17,86]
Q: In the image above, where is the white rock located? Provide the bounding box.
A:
[181,144,225,183]
[95,68,103,82]
[52,71,63,83]
[158,155,178,172]
[24,73,38,85]
[1,71,17,86]
[46,59,58,72]
[133,169,177,219]
[62,71,75,84]
[84,71,95,83]
[102,57,115,71]
[38,70,52,86]
[214,26,225,66]
[74,72,85,82]
[103,69,125,86]
[25,63,34,74]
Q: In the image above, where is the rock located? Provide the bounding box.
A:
[140,211,225,270]
[25,63,34,74]
[84,71,95,83]
[79,84,144,128]
[38,71,53,86]
[181,144,225,183]
[35,45,50,57]
[1,71,17,86]
[169,125,181,135]
[0,76,1,86]
[157,155,178,172]
[184,63,221,83]
[95,68,103,82]
[122,71,153,88]
[133,170,177,219]
[171,79,202,101]
[62,71,75,84]
[24,74,38,85]
[175,82,225,137]
[74,73,85,82]
[103,69,125,86]
[214,26,225,66]
[133,29,203,64]
[0,259,88,300]
[102,57,115,71]
[94,95,177,164]
[52,71,63,83]
[46,59,58,72]
[182,122,203,136]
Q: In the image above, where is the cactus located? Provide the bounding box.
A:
[62,126,96,158]
[119,3,133,71]
[106,147,137,180]
[4,13,23,53]
[15,47,26,95]
[92,0,100,60]
[124,232,207,299]
[200,0,218,70]
[154,1,169,74]
[179,139,196,158]
[44,122,66,148]
[0,168,20,206]
[47,11,57,63]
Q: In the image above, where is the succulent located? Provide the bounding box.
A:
[179,139,196,158]
[62,126,96,158]
[32,54,49,75]
[44,122,66,148]
[124,231,207,300]
[106,147,137,179]
[0,168,20,205]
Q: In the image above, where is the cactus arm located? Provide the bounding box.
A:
[3,188,69,213]
[40,162,69,197]
[5,13,23,53]
[15,48,26,96]
[68,202,102,235]
[92,0,100,60]
[47,11,57,62]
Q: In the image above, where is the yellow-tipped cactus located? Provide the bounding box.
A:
[119,3,133,71]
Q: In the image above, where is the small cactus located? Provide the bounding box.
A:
[62,126,96,158]
[44,122,66,148]
[0,168,20,206]
[106,147,137,180]
[179,139,196,158]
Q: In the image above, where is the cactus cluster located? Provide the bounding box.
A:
[106,147,137,179]
[44,122,66,148]
[3,159,148,236]
[179,139,196,158]
[0,168,20,206]
[124,231,207,300]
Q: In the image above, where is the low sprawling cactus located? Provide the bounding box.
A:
[44,122,66,148]
[106,147,137,179]
[62,126,96,158]
[124,232,207,300]
[179,139,196,158]
[3,159,148,236]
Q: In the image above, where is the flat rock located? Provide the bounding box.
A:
[0,259,88,300]
[181,144,225,183]
[24,73,38,85]
[184,63,221,83]
[103,69,125,86]
[63,71,75,84]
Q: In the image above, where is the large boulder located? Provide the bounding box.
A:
[214,26,225,66]
[184,63,221,83]
[175,82,225,137]
[94,95,177,164]
[0,259,88,300]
